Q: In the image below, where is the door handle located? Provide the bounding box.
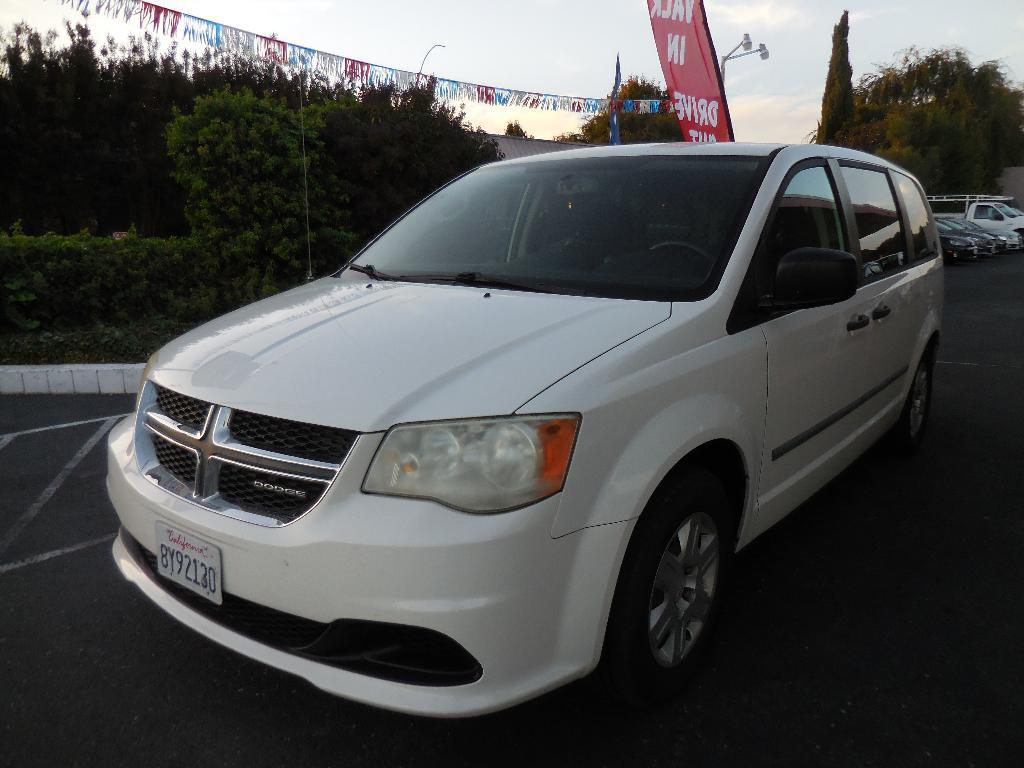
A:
[872,304,892,320]
[847,314,870,332]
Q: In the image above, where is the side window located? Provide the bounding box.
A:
[762,165,845,277]
[974,205,993,220]
[894,173,936,260]
[841,166,906,281]
[731,163,846,332]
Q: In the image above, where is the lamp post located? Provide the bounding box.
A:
[417,43,446,83]
[720,34,769,81]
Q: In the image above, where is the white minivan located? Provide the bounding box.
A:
[107,143,942,717]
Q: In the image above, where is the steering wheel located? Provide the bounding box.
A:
[648,240,712,263]
[643,240,717,282]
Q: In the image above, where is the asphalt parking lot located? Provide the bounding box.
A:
[3,253,1023,768]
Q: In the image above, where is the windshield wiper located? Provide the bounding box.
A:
[348,265,568,294]
[439,271,562,294]
[347,262,398,281]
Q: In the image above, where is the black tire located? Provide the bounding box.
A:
[599,465,735,706]
[889,346,935,454]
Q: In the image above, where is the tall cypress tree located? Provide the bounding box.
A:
[817,10,854,144]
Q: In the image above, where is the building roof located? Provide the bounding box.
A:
[489,134,587,161]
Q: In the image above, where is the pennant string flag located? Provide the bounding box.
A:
[139,1,181,37]
[256,35,287,65]
[57,0,679,117]
[180,14,221,48]
[95,0,141,23]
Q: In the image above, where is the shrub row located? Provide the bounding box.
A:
[0,320,196,364]
[0,231,226,332]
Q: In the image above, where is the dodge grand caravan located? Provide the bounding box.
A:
[107,143,942,716]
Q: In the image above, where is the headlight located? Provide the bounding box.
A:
[363,415,580,513]
[136,352,158,410]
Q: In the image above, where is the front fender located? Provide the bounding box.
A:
[520,318,767,542]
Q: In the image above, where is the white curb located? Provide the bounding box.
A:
[0,364,146,395]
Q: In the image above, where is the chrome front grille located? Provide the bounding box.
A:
[152,434,199,490]
[227,409,356,463]
[217,462,330,523]
[155,384,212,433]
[137,383,359,526]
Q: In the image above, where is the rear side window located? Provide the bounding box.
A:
[974,205,995,220]
[893,173,936,260]
[841,166,906,281]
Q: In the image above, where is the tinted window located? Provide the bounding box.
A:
[842,166,906,280]
[974,205,995,220]
[894,173,935,260]
[763,165,845,265]
[350,155,768,301]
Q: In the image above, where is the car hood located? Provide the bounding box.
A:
[150,275,670,432]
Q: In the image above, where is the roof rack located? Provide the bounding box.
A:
[925,194,1012,202]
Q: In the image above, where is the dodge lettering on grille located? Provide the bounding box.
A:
[253,479,309,499]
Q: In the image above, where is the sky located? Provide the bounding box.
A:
[3,0,1023,143]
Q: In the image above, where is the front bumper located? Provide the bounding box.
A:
[106,417,631,716]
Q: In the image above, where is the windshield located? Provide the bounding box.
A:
[993,203,1020,217]
[347,155,770,301]
[949,220,976,234]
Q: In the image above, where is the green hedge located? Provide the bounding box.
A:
[0,320,196,364]
[1,231,223,332]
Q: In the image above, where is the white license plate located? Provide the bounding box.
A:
[155,523,223,605]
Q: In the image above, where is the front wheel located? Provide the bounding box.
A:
[599,465,735,705]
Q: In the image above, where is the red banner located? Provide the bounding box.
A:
[648,0,733,142]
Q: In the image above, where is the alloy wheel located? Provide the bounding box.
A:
[647,511,720,667]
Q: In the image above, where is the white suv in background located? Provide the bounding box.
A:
[107,143,942,717]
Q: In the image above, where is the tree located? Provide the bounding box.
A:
[0,22,352,237]
[0,24,112,235]
[816,10,854,144]
[504,120,531,138]
[319,80,499,245]
[166,89,354,305]
[830,48,1024,191]
[1,21,502,299]
[554,76,681,144]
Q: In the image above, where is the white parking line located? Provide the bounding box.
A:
[0,533,116,575]
[0,417,119,558]
[0,413,131,440]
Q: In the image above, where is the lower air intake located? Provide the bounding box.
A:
[128,532,482,686]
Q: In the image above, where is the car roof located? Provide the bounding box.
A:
[499,142,906,174]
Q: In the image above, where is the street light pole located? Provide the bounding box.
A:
[720,33,752,80]
[417,43,446,83]
[720,34,769,82]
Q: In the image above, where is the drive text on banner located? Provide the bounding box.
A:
[648,0,734,142]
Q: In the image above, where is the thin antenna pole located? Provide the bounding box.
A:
[297,69,313,282]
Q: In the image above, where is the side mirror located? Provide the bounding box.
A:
[770,247,857,309]
[993,212,1005,221]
